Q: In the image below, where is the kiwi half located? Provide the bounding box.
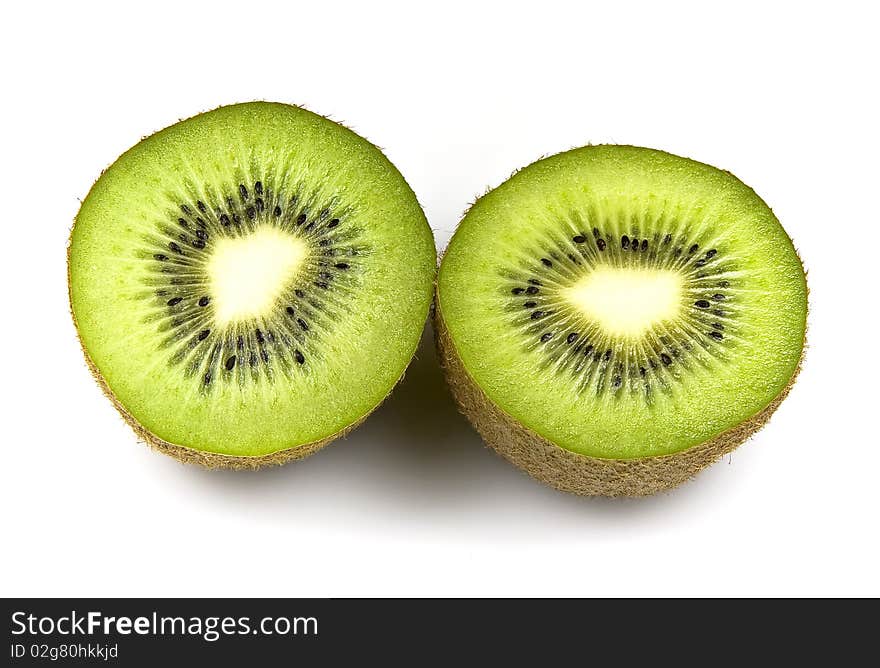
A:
[69,102,436,468]
[437,145,806,496]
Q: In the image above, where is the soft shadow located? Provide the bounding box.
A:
[152,322,746,530]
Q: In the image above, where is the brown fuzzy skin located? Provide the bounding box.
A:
[434,302,803,497]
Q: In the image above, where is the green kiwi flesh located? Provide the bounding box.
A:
[69,102,436,466]
[436,145,807,496]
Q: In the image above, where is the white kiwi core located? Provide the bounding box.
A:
[208,226,309,326]
[563,267,683,338]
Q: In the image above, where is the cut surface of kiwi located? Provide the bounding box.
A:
[69,102,436,467]
[437,145,806,496]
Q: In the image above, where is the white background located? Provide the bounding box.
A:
[1,1,877,597]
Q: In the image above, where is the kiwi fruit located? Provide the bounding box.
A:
[69,102,435,468]
[436,145,807,496]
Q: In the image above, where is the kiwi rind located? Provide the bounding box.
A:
[435,302,803,496]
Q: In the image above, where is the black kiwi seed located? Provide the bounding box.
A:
[254,181,263,195]
[612,376,622,388]
[260,349,269,363]
[154,254,168,261]
[695,300,711,308]
[706,249,717,258]
[531,311,545,319]
[541,258,553,267]
[168,242,182,254]
[295,289,306,298]
[197,329,210,341]
[583,345,594,356]
[573,235,586,243]
[597,238,606,250]
[239,184,248,200]
[524,301,537,308]
[192,239,206,249]
[225,355,236,371]
[512,287,525,295]
[246,206,256,220]
[592,228,600,238]
[712,294,726,301]
[178,218,190,228]
[603,349,612,361]
[219,214,230,226]
[528,279,542,286]
[255,198,264,212]
[712,322,724,330]
[640,239,648,251]
[181,204,192,215]
[256,329,264,345]
[167,297,182,306]
[198,296,210,307]
[709,331,724,340]
[297,318,309,331]
[526,286,539,295]
[689,244,699,254]
[295,350,305,364]
[660,353,673,366]
[335,263,349,270]
[296,214,307,225]
[567,332,578,344]
[621,235,630,249]
[663,234,672,244]
[328,219,340,228]
[540,333,553,342]
[273,206,282,217]
[286,306,295,315]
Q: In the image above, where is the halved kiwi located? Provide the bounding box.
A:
[69,102,436,468]
[437,145,807,496]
